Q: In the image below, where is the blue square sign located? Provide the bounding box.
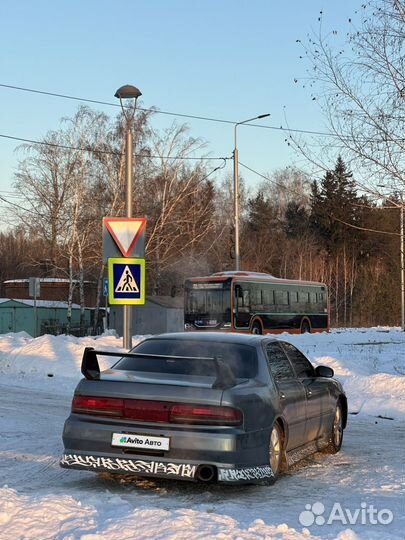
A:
[108,258,145,305]
[103,278,109,297]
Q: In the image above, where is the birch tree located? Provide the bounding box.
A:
[295,0,405,193]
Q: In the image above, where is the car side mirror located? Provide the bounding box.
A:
[315,365,334,378]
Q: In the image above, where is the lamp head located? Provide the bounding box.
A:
[114,85,142,100]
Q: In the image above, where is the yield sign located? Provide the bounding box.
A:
[103,217,146,257]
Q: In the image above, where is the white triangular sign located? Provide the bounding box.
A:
[115,266,139,293]
[104,218,146,257]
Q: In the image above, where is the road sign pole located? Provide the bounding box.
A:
[123,125,133,349]
[33,283,37,338]
[29,277,40,338]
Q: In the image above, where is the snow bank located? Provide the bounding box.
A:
[0,332,146,393]
[0,327,404,420]
[280,328,405,421]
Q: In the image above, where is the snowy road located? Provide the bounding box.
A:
[1,378,404,539]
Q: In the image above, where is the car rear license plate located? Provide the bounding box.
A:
[112,433,170,451]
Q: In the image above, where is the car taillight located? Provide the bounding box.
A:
[72,395,124,417]
[72,396,242,426]
[124,399,170,422]
[170,404,242,426]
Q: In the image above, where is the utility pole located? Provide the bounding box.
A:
[233,114,270,270]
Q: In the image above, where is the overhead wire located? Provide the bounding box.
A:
[0,82,328,135]
[239,161,402,238]
[0,133,230,161]
[1,82,397,141]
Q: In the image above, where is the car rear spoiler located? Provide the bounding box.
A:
[81,347,237,390]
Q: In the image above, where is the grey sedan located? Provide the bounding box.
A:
[60,332,347,484]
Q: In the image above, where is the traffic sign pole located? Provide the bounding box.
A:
[124,126,133,350]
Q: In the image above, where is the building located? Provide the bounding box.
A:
[3,278,97,307]
[0,298,92,337]
[109,296,184,336]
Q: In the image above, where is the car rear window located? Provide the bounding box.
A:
[114,339,258,378]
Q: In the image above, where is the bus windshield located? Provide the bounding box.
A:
[186,287,230,316]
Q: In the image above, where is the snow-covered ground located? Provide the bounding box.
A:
[0,328,403,539]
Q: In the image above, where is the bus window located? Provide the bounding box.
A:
[235,284,243,300]
[299,292,309,304]
[263,288,274,307]
[234,284,250,312]
[242,289,251,310]
[251,284,263,310]
[290,291,298,303]
[275,290,289,305]
[310,292,317,304]
[234,284,242,312]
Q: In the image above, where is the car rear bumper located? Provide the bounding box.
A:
[60,415,273,484]
[60,451,273,484]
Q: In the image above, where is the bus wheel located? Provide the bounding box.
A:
[301,320,311,333]
[251,322,262,334]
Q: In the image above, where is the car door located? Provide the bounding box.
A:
[281,342,332,442]
[264,341,307,450]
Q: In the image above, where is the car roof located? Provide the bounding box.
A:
[141,332,279,346]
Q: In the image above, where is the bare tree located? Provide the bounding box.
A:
[139,123,218,293]
[293,0,405,193]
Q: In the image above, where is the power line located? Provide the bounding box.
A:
[239,161,310,201]
[0,82,362,139]
[0,133,231,161]
[239,161,401,237]
[0,195,43,216]
[3,82,405,150]
[0,133,120,155]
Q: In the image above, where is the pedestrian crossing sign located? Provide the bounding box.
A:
[108,258,145,305]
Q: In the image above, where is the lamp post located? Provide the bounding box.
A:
[401,204,404,331]
[114,84,142,349]
[233,114,270,270]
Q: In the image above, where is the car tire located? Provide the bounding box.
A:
[268,422,284,484]
[324,402,344,454]
[251,322,262,335]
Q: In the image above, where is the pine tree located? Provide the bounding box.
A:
[310,157,365,326]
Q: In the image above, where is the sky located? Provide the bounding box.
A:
[0,0,357,225]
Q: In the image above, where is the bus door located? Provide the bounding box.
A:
[233,283,251,329]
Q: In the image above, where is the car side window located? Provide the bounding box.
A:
[281,342,315,378]
[265,342,295,381]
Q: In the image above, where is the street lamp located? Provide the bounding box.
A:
[233,114,270,270]
[114,84,142,349]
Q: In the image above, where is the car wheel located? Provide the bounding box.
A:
[301,320,311,333]
[268,422,283,483]
[251,322,262,335]
[324,402,344,454]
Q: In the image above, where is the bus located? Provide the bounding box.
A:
[184,271,328,334]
